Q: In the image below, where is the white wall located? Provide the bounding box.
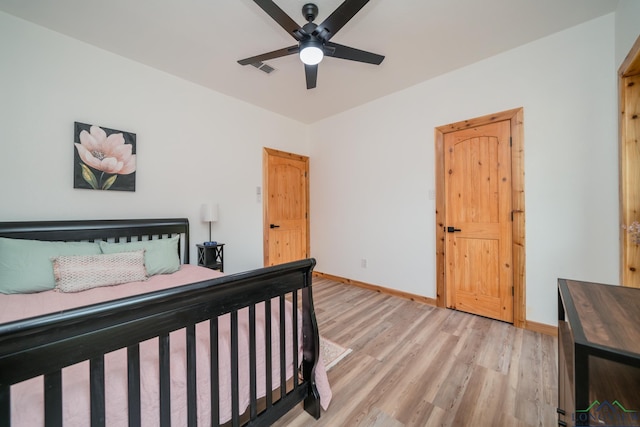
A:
[615,0,640,68]
[309,14,619,326]
[0,11,310,273]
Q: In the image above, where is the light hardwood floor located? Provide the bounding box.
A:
[274,277,558,427]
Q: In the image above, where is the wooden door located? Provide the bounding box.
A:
[263,148,309,266]
[444,120,513,322]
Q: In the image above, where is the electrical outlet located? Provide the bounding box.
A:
[361,258,367,268]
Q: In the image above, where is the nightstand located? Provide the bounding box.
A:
[196,243,224,272]
[557,279,640,426]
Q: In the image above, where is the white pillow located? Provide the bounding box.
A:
[52,250,148,293]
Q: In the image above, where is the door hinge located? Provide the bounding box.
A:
[510,209,523,221]
[512,286,514,296]
[509,136,512,147]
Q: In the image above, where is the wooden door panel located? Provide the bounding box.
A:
[449,136,500,224]
[268,228,304,266]
[456,293,504,320]
[453,237,503,319]
[271,163,306,221]
[454,238,499,292]
[444,121,513,322]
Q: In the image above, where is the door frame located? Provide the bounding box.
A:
[619,35,640,287]
[262,147,310,267]
[435,107,526,328]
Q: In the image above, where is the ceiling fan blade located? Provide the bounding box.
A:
[314,0,370,42]
[238,45,299,66]
[325,42,384,65]
[253,0,305,41]
[305,64,318,89]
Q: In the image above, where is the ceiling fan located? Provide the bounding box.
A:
[238,0,384,89]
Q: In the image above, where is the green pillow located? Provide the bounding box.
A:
[0,237,102,294]
[99,235,180,276]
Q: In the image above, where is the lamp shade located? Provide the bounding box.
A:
[299,40,324,65]
[201,203,218,222]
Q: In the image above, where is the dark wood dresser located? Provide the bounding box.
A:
[557,279,640,426]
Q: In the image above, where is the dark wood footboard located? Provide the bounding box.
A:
[0,219,321,427]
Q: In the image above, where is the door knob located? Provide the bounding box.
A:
[270,224,280,229]
[446,226,461,233]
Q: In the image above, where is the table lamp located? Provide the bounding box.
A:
[201,203,218,245]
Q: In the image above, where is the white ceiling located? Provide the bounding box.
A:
[0,0,618,124]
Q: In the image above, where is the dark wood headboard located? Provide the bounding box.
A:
[0,218,190,263]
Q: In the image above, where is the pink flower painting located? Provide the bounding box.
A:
[73,122,136,191]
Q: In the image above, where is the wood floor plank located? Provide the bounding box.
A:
[359,407,405,427]
[408,331,460,405]
[477,320,516,374]
[450,365,489,426]
[273,278,557,427]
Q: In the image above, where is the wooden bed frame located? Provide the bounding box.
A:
[0,218,321,427]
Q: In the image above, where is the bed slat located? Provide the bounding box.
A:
[210,317,219,427]
[249,304,257,420]
[230,310,239,427]
[186,324,197,427]
[0,385,9,426]
[159,334,171,427]
[90,356,106,427]
[264,299,272,410]
[292,291,299,391]
[127,344,141,427]
[279,296,287,394]
[44,370,63,427]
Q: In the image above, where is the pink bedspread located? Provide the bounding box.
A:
[0,264,331,426]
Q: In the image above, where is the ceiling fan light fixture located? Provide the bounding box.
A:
[299,40,324,65]
[238,1,385,89]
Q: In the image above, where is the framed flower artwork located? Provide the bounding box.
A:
[73,122,136,191]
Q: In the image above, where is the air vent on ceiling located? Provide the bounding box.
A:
[250,62,275,74]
